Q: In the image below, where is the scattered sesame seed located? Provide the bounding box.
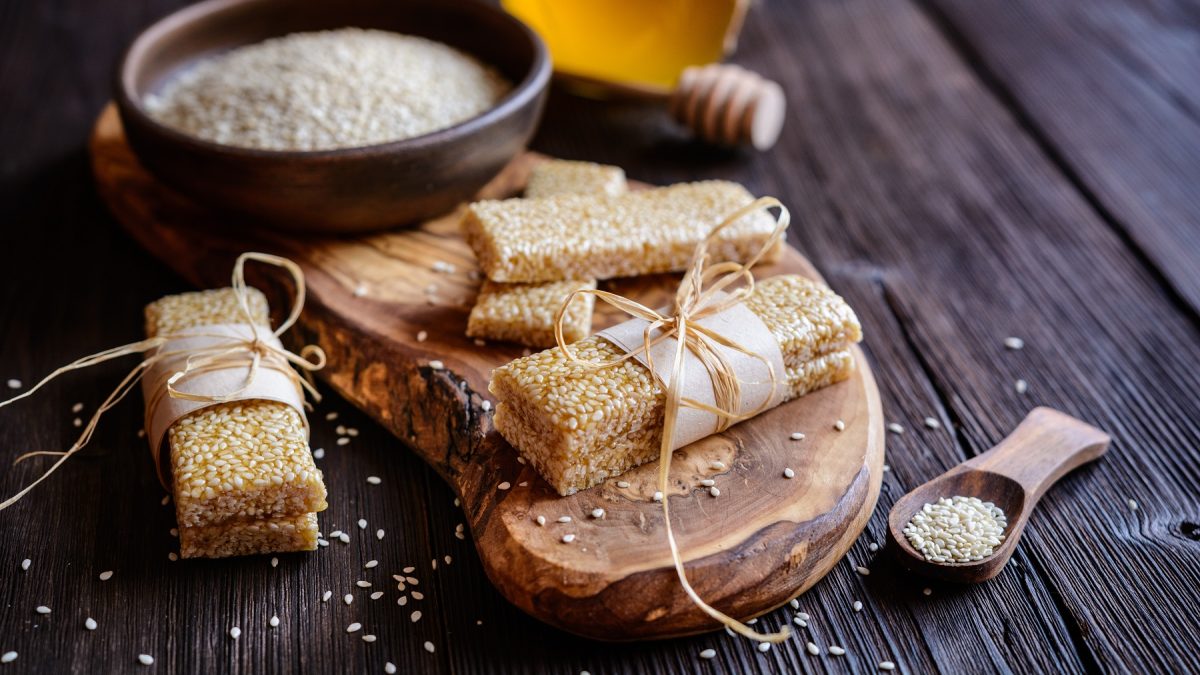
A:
[330,529,343,538]
[806,642,820,655]
[356,581,373,588]
[887,422,904,434]
[85,618,98,631]
[880,660,896,670]
[416,330,428,343]
[376,529,385,540]
[783,467,795,479]
[398,596,408,606]
[473,338,487,347]
[429,360,445,370]
[325,411,339,421]
[339,533,351,544]
[36,606,50,615]
[138,654,154,666]
[270,615,280,627]
[353,284,368,297]
[1004,337,1024,350]
[71,402,84,413]
[924,417,941,429]
[411,611,423,623]
[229,626,241,639]
[829,646,846,656]
[367,476,382,485]
[700,479,715,487]
[20,559,30,571]
[789,431,805,440]
[73,418,83,428]
[99,570,114,581]
[336,437,351,446]
[709,486,721,497]
[444,555,452,565]
[562,534,576,544]
[313,448,325,459]
[358,520,368,531]
[370,592,384,600]
[170,528,178,537]
[344,594,354,605]
[868,542,879,552]
[423,641,435,653]
[856,566,871,576]
[883,464,891,472]
[322,591,332,602]
[789,599,800,610]
[346,623,362,633]
[590,508,605,519]
[362,635,377,643]
[168,552,178,561]
[557,516,572,523]
[271,557,279,568]
[0,653,14,664]
[498,481,511,490]
[834,419,846,431]
[403,566,415,573]
[1015,379,1028,394]
[536,515,546,526]
[412,591,424,600]
[798,612,810,621]
[6,379,21,389]
[710,461,726,470]
[160,495,169,506]
[481,400,493,412]
[616,480,630,488]
[853,600,863,612]
[138,429,148,439]
[793,617,807,627]
[365,560,378,568]
[386,662,397,674]
[317,539,329,547]
[653,491,663,502]
[923,587,933,596]
[1128,498,1139,511]
[347,428,359,437]
[757,642,771,653]
[431,559,437,570]
[699,648,716,659]
[406,576,419,584]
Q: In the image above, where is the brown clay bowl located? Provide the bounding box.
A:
[116,0,550,234]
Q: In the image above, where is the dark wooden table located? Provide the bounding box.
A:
[2,0,1198,672]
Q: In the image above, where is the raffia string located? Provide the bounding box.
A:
[0,252,325,511]
[553,196,791,643]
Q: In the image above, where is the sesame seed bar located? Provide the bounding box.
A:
[179,512,319,559]
[524,159,627,198]
[489,275,862,495]
[467,279,597,348]
[145,288,327,528]
[463,181,782,283]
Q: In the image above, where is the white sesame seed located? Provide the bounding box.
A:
[325,411,338,421]
[806,641,820,655]
[412,591,424,600]
[72,417,82,428]
[344,594,354,605]
[853,600,863,612]
[229,626,241,639]
[358,519,368,530]
[168,552,178,561]
[709,486,720,497]
[169,528,178,537]
[423,641,435,653]
[616,480,631,488]
[445,555,452,565]
[138,654,154,666]
[473,338,487,347]
[36,606,51,615]
[386,662,397,674]
[99,570,114,581]
[356,580,372,588]
[366,476,382,485]
[20,559,30,571]
[365,560,378,568]
[85,617,98,631]
[1015,379,1028,394]
[887,422,904,434]
[789,599,800,610]
[923,587,933,596]
[834,419,846,431]
[481,400,493,412]
[880,660,896,670]
[536,515,546,526]
[798,612,810,621]
[376,529,385,540]
[924,417,941,429]
[317,539,329,547]
[557,516,572,523]
[904,495,1008,563]
[856,566,871,576]
[353,284,368,297]
[71,402,84,413]
[330,529,343,538]
[346,623,362,633]
[271,557,279,568]
[590,508,605,518]
[699,648,716,659]
[710,461,726,470]
[1004,337,1024,350]
[336,437,351,446]
[6,379,21,389]
[0,653,14,664]
[700,479,715,487]
[757,642,771,653]
[322,591,332,602]
[347,428,359,437]
[829,646,846,656]
[793,616,807,627]
[339,533,351,544]
[270,615,280,627]
[498,481,511,490]
[1128,498,1139,511]
[398,596,408,606]
[160,495,170,506]
[562,534,576,543]
[783,468,795,479]
[868,542,879,552]
[429,360,444,370]
[370,592,384,600]
[362,635,376,643]
[653,491,663,502]
[416,330,428,343]
[518,481,527,487]
[789,431,805,440]
[411,611,422,623]
[883,464,891,472]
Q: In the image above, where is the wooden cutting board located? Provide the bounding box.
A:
[89,104,884,641]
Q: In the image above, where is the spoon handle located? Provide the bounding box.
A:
[963,407,1110,498]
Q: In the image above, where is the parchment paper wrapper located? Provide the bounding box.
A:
[596,293,786,450]
[141,323,309,457]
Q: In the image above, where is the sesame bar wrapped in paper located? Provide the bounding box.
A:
[489,275,863,496]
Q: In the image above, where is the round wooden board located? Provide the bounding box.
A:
[89,104,885,640]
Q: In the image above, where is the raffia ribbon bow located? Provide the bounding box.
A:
[0,252,325,511]
[554,196,791,643]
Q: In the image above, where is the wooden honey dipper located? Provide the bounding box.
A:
[666,63,786,150]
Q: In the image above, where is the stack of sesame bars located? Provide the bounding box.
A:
[144,288,328,558]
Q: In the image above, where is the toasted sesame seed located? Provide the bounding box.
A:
[36,606,51,615]
[365,560,378,568]
[834,419,846,431]
[20,559,30,571]
[789,431,805,440]
[806,642,820,655]
[6,379,21,389]
[856,566,870,576]
[536,515,546,526]
[270,615,280,627]
[423,641,435,653]
[367,476,382,485]
[699,648,716,659]
[880,661,896,670]
[1004,337,1024,350]
[138,654,154,666]
[1015,379,1028,394]
[924,417,941,429]
[0,653,14,664]
[346,623,362,633]
[887,422,904,434]
[344,594,354,605]
[498,481,511,490]
[829,645,846,656]
[362,634,377,643]
[85,617,98,631]
[370,592,384,600]
[616,480,631,488]
[590,508,605,518]
[557,516,572,523]
[229,626,241,639]
[385,662,397,673]
[376,529,385,540]
[271,557,279,568]
[429,360,445,370]
[99,570,114,581]
[757,642,771,653]
[783,467,795,479]
[322,591,332,602]
[853,600,863,612]
[411,611,423,623]
[562,534,576,543]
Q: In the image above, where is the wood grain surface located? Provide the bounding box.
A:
[89,105,885,640]
[1,0,1198,672]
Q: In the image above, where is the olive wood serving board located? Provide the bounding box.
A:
[89,104,884,641]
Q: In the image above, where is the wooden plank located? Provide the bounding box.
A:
[922,0,1200,314]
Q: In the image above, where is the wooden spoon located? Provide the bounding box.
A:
[887,407,1110,582]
